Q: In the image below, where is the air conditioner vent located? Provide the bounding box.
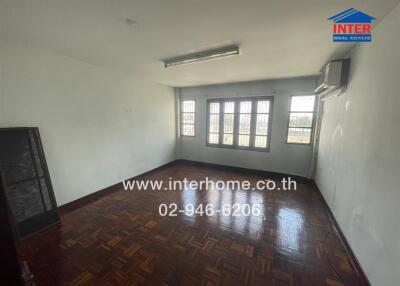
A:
[314,59,350,98]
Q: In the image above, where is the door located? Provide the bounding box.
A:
[0,128,59,238]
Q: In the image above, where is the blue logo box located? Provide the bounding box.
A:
[333,34,372,42]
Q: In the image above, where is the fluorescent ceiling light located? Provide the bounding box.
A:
[164,45,239,68]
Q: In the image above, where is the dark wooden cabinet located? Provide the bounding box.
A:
[0,170,23,286]
[0,128,59,238]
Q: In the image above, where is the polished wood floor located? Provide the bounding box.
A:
[19,162,367,286]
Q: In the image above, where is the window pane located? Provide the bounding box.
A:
[287,128,311,144]
[238,135,250,147]
[240,101,252,113]
[182,113,195,124]
[239,114,251,134]
[223,134,233,145]
[257,101,270,113]
[255,114,268,135]
[223,114,234,133]
[210,102,220,114]
[291,96,315,112]
[289,113,313,128]
[182,100,195,112]
[182,124,194,136]
[224,102,235,113]
[209,114,219,132]
[209,133,219,144]
[255,136,267,148]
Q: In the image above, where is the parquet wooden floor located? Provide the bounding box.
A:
[19,162,367,286]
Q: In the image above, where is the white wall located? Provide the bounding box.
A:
[0,39,176,206]
[314,4,400,286]
[178,76,317,177]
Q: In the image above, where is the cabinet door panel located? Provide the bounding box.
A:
[0,128,59,237]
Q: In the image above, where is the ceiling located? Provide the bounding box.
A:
[1,0,399,87]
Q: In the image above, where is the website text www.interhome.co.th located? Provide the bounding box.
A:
[122,177,297,192]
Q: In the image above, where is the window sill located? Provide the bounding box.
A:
[285,141,312,145]
[206,143,270,152]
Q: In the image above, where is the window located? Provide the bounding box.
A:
[208,102,220,143]
[180,100,195,136]
[287,95,316,144]
[223,101,235,145]
[206,97,273,151]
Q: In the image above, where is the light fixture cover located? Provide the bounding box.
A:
[163,45,239,68]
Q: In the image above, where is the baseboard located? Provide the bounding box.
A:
[312,182,371,286]
[58,160,179,215]
[175,159,311,184]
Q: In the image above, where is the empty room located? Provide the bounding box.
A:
[1,1,399,285]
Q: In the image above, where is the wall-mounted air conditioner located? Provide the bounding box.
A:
[314,59,350,100]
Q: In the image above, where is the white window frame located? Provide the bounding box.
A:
[286,95,317,145]
[180,99,196,137]
[206,96,274,152]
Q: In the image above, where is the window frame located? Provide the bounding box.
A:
[206,96,274,152]
[180,99,196,137]
[286,94,317,145]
